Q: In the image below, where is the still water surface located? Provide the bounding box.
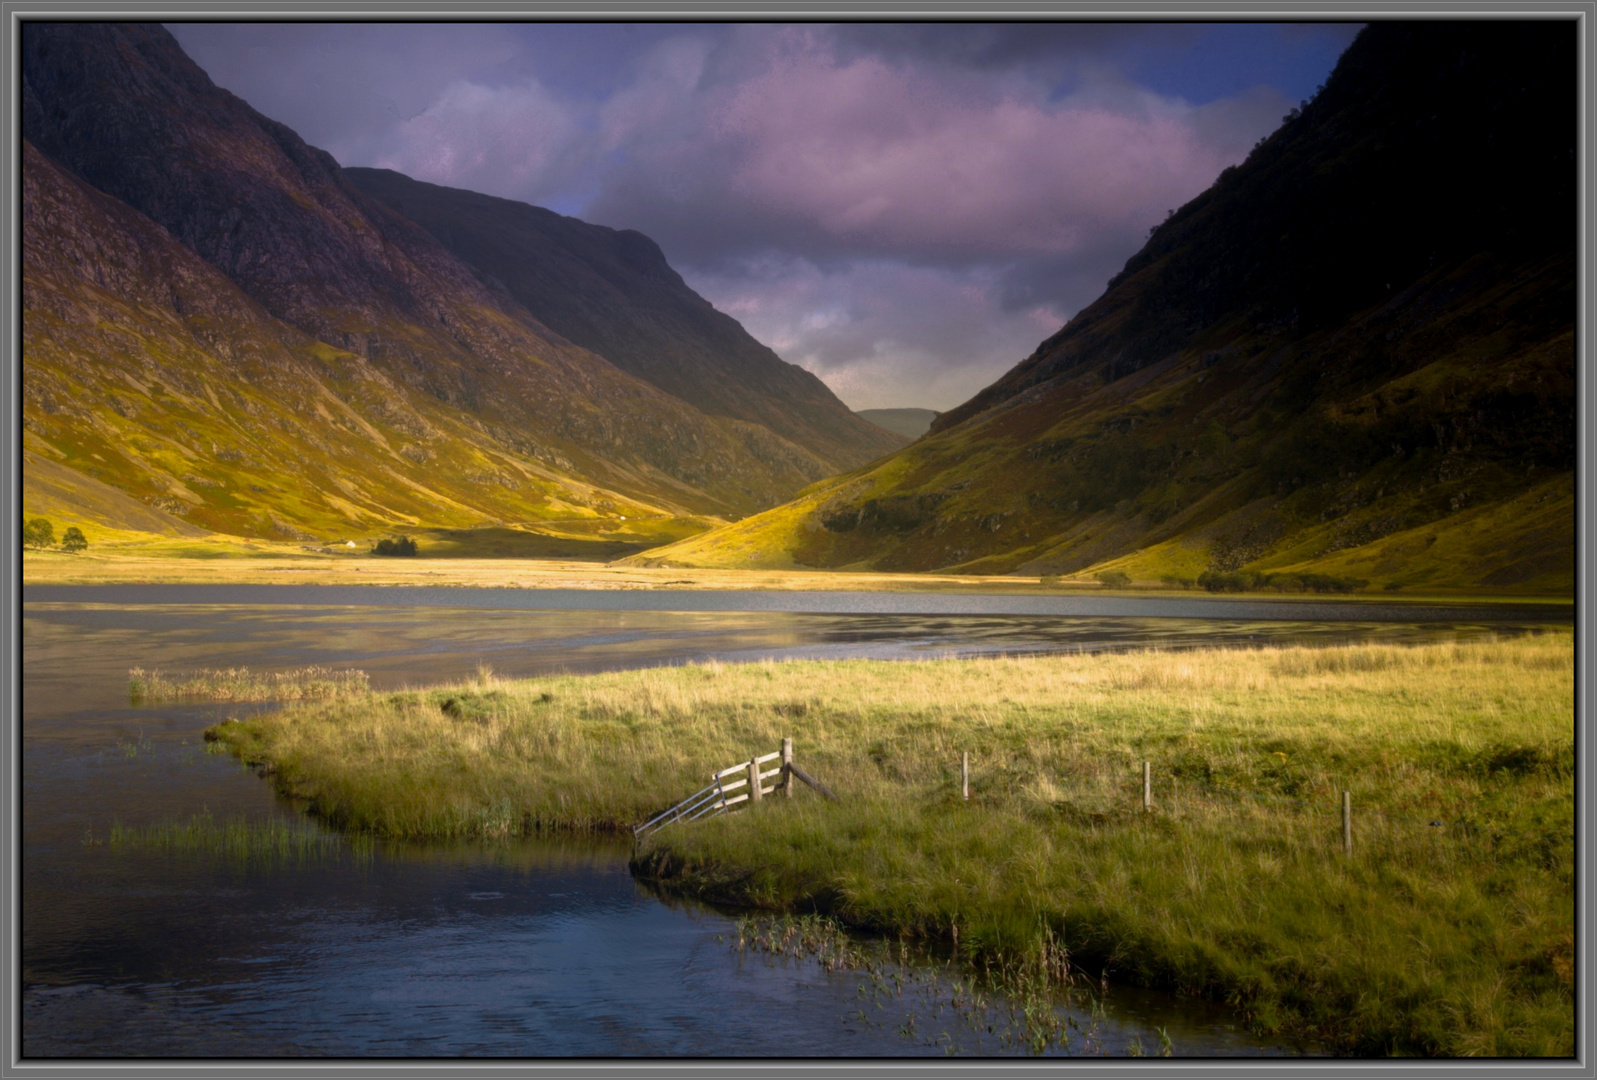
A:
[23,587,1568,1057]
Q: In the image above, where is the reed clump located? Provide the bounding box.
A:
[206,633,1572,1056]
[130,666,369,703]
[98,811,372,867]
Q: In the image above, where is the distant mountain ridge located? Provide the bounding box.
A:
[641,22,1575,594]
[855,409,939,439]
[21,22,901,542]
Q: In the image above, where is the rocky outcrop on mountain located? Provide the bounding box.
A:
[21,21,863,524]
[344,168,906,473]
[644,22,1575,594]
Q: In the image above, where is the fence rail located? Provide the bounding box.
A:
[635,737,834,838]
[638,750,1538,850]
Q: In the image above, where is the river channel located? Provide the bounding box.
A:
[20,586,1570,1057]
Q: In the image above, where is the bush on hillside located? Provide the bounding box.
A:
[23,518,55,550]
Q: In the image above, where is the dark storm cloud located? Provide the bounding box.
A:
[827,22,1201,74]
[167,21,1355,410]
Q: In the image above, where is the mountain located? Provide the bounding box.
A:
[342,168,904,474]
[21,22,897,543]
[642,22,1576,594]
[855,409,940,439]
[22,137,656,542]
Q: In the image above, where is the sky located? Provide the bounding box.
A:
[169,21,1362,412]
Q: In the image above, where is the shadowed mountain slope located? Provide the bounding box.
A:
[344,168,906,473]
[642,22,1575,594]
[21,22,866,534]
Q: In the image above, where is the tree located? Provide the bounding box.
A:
[22,518,55,549]
[61,526,87,553]
[373,536,418,557]
[1095,569,1132,588]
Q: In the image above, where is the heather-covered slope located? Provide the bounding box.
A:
[344,168,906,473]
[21,22,846,530]
[643,23,1576,594]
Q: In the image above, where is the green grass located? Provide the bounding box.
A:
[205,634,1573,1056]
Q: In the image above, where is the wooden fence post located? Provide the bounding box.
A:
[1342,790,1352,855]
[961,751,969,801]
[781,737,793,798]
[1143,761,1152,811]
[749,758,762,802]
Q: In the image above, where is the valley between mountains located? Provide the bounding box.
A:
[22,21,1574,596]
[21,22,902,558]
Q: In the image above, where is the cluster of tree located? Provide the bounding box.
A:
[1195,569,1367,594]
[372,536,418,557]
[23,518,86,552]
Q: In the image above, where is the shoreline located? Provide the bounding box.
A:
[21,551,1572,606]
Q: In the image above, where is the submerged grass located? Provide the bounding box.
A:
[206,633,1573,1056]
[96,811,373,868]
[130,666,369,703]
[734,912,1136,1056]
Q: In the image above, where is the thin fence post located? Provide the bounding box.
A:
[781,737,793,799]
[961,751,969,801]
[1143,761,1152,811]
[749,758,762,803]
[1342,790,1352,855]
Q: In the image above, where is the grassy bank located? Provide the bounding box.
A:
[205,635,1573,1055]
[22,542,1061,592]
[23,538,1574,604]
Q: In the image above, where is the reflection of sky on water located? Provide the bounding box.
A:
[23,591,1560,1057]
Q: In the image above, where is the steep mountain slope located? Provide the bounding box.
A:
[645,22,1576,594]
[22,139,679,540]
[21,22,858,534]
[343,168,906,472]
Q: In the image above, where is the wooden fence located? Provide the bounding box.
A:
[634,737,836,839]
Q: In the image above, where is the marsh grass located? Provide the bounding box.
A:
[129,666,369,703]
[206,634,1573,1056]
[98,811,373,868]
[734,912,1122,1055]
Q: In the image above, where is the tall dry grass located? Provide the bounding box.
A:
[130,666,369,703]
